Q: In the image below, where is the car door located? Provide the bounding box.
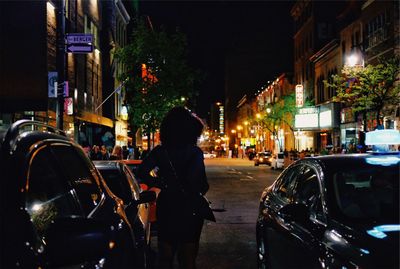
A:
[288,164,326,268]
[25,144,90,267]
[265,164,304,268]
[49,144,137,268]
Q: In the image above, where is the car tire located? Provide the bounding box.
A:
[256,226,268,269]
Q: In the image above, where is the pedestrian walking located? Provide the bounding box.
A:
[137,107,212,269]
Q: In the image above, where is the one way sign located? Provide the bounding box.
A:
[66,33,93,54]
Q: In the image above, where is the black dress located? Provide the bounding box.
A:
[137,145,209,243]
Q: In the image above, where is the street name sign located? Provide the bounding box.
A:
[66,33,93,54]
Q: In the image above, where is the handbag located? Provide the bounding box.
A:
[191,193,216,222]
[164,149,216,222]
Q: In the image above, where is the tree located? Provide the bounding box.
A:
[327,57,400,128]
[115,19,200,148]
[261,93,312,150]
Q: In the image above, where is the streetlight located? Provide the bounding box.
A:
[346,51,364,68]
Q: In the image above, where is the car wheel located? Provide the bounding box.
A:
[256,227,268,269]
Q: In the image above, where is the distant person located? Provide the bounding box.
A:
[137,107,211,269]
[109,145,123,160]
[100,145,109,160]
[90,145,101,160]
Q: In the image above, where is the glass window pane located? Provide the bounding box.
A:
[26,146,82,238]
[51,145,102,216]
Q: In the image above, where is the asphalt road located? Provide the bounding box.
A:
[196,157,281,269]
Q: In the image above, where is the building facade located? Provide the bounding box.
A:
[0,0,133,150]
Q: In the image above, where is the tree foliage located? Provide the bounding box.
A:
[256,93,313,150]
[115,19,199,136]
[326,58,400,122]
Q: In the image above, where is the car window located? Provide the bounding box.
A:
[295,165,323,218]
[274,165,303,201]
[98,168,132,204]
[26,146,82,239]
[332,165,399,222]
[50,145,103,216]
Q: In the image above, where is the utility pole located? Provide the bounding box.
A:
[56,0,66,130]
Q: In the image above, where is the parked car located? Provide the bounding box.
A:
[0,120,152,268]
[270,152,285,169]
[256,150,400,269]
[203,151,217,158]
[254,152,272,166]
[123,159,160,225]
[93,161,156,252]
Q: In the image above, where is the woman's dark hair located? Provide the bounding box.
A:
[160,107,204,147]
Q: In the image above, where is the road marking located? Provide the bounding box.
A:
[240,177,256,181]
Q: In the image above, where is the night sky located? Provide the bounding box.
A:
[139,0,294,119]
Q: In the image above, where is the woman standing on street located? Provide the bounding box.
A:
[137,107,210,269]
[109,145,123,160]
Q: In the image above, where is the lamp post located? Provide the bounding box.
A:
[56,0,66,130]
[345,52,366,149]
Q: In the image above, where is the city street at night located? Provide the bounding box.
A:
[198,158,279,269]
[1,0,399,268]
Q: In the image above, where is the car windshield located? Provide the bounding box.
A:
[332,160,399,222]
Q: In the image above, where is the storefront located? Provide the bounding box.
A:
[294,107,318,151]
[75,111,114,149]
[295,103,340,152]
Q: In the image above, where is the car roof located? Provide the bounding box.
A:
[93,160,123,170]
[300,153,400,172]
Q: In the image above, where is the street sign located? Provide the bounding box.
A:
[67,33,93,44]
[66,33,93,54]
[48,72,58,97]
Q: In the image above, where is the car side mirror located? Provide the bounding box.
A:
[278,203,309,223]
[44,217,112,267]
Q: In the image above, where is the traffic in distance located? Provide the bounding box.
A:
[0,121,398,268]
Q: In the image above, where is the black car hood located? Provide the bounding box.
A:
[325,221,399,268]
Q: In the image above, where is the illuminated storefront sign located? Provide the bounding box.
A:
[295,113,319,128]
[219,106,224,134]
[295,106,336,129]
[319,110,332,127]
[295,84,304,107]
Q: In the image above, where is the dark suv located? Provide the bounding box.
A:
[0,120,152,268]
